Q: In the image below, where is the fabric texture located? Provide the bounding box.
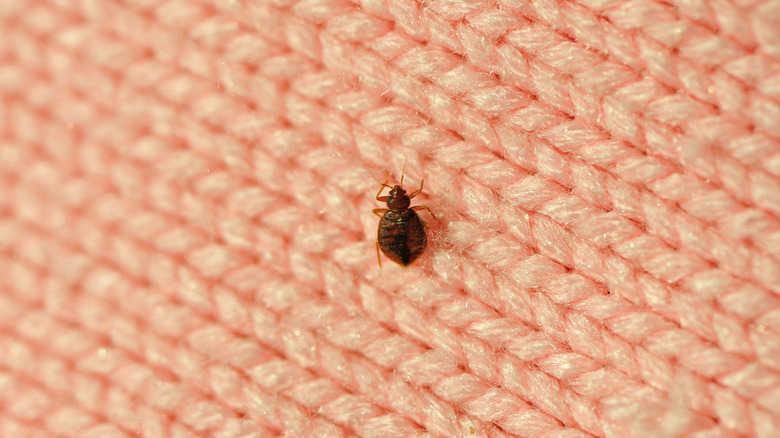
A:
[1,0,780,437]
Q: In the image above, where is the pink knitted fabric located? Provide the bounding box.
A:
[2,0,780,437]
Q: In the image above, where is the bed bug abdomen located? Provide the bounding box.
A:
[377,209,427,266]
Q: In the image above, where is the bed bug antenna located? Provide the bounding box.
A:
[400,157,407,187]
[372,171,393,189]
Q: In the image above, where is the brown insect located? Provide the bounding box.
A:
[372,168,435,267]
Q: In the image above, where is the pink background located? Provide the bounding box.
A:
[2,0,780,437]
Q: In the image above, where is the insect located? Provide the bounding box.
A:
[372,168,435,267]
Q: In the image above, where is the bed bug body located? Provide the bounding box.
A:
[373,172,434,267]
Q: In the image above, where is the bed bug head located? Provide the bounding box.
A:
[387,185,410,210]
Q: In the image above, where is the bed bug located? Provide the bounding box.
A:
[372,168,435,267]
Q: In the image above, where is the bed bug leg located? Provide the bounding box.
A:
[375,180,392,202]
[373,208,389,267]
[409,178,425,199]
[373,171,393,200]
[412,204,436,220]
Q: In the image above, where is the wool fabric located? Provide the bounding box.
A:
[1,0,779,437]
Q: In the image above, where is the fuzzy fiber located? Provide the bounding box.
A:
[1,0,780,437]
